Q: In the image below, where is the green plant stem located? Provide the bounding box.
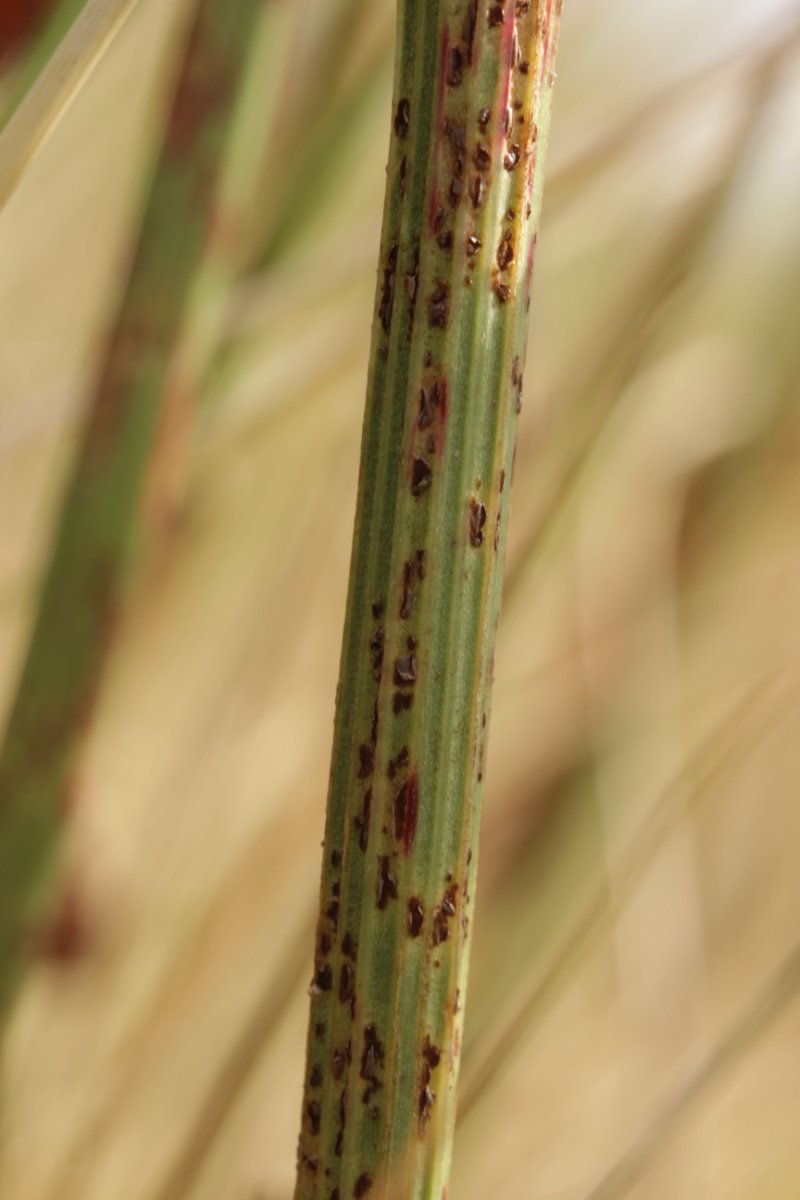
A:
[295,4,563,1198]
[0,0,264,1029]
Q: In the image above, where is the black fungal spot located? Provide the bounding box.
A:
[332,881,340,897]
[488,4,505,26]
[310,1064,323,1087]
[399,154,407,197]
[466,233,482,256]
[307,1100,321,1135]
[354,1174,373,1198]
[494,281,510,303]
[371,601,384,619]
[394,654,417,686]
[326,899,339,926]
[377,856,399,909]
[494,512,501,551]
[331,1191,340,1200]
[416,549,427,579]
[437,229,454,251]
[400,560,415,618]
[478,105,491,128]
[469,499,487,546]
[371,701,379,746]
[499,468,506,493]
[320,932,332,956]
[335,1132,343,1157]
[411,457,433,496]
[394,98,410,138]
[393,692,413,714]
[301,1151,319,1174]
[339,1088,348,1130]
[331,849,342,868]
[428,282,450,329]
[315,1022,326,1039]
[408,896,425,937]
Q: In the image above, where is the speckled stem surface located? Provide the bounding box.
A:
[0,0,263,1027]
[295,3,562,1198]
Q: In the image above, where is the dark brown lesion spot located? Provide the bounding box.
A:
[368,626,385,681]
[488,4,505,27]
[428,282,450,329]
[411,458,433,496]
[360,1022,385,1102]
[394,654,417,686]
[307,1100,321,1135]
[339,962,355,1006]
[504,144,521,170]
[332,1039,352,1080]
[408,896,425,937]
[354,789,372,852]
[394,98,411,138]
[342,931,357,960]
[378,244,398,332]
[394,772,419,854]
[312,962,333,992]
[497,231,515,269]
[469,499,487,546]
[354,1174,373,1198]
[377,856,399,909]
[431,883,459,945]
[469,175,486,209]
[357,743,374,779]
[447,45,465,86]
[473,143,491,171]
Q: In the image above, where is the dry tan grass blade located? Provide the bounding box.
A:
[0,0,142,211]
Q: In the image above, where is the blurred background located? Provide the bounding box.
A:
[1,0,800,1197]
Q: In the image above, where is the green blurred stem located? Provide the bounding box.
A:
[0,0,264,1029]
[295,4,562,1198]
